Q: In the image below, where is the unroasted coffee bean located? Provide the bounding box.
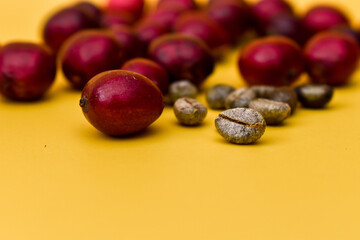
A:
[225,88,256,109]
[215,108,266,144]
[206,84,235,109]
[269,87,298,114]
[249,98,291,125]
[174,97,207,126]
[168,80,198,104]
[250,85,276,98]
[295,84,334,108]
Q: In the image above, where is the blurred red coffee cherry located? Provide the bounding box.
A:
[238,36,304,86]
[304,31,359,86]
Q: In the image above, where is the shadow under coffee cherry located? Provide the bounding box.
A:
[0,91,57,106]
[58,84,83,94]
[80,125,163,141]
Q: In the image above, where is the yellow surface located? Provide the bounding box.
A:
[1,0,360,239]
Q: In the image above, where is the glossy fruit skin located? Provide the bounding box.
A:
[333,26,360,46]
[109,25,142,59]
[73,1,102,25]
[121,58,169,94]
[302,6,349,38]
[142,7,183,31]
[206,1,251,44]
[149,34,215,86]
[43,7,98,53]
[0,42,56,101]
[135,21,169,56]
[208,0,247,6]
[100,11,132,28]
[107,0,144,21]
[80,70,164,136]
[266,13,306,45]
[304,31,359,86]
[59,30,126,90]
[174,11,230,51]
[157,0,197,11]
[238,36,304,86]
[251,0,293,32]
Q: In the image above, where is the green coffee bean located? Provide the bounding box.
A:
[249,98,291,125]
[225,88,256,109]
[206,84,235,110]
[250,85,276,98]
[215,108,266,144]
[295,84,334,108]
[168,80,198,104]
[173,97,207,126]
[269,87,298,114]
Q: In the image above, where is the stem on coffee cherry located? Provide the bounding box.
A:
[79,97,88,113]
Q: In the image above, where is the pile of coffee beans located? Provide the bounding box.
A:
[0,0,354,144]
[205,83,333,144]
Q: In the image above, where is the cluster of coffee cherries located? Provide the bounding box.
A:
[0,0,358,142]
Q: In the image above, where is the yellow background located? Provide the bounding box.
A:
[1,0,360,239]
